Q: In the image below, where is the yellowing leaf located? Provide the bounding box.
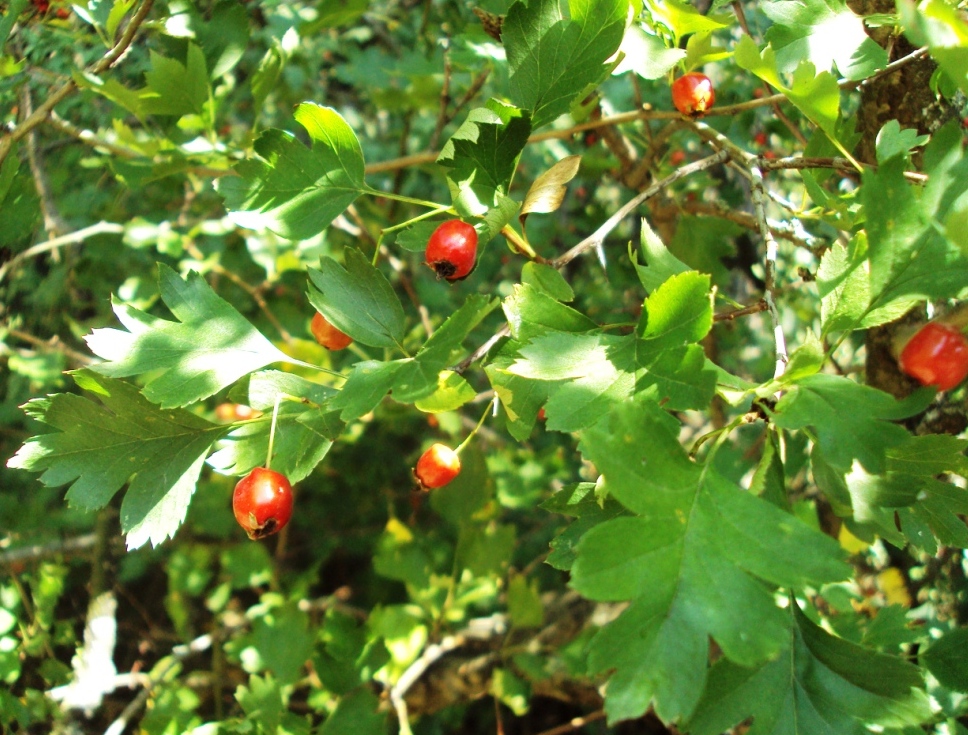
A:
[520,155,582,221]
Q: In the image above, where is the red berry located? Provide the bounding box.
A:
[669,150,686,166]
[232,467,293,540]
[754,132,768,147]
[425,220,478,282]
[216,403,259,421]
[311,312,353,350]
[671,72,715,117]
[414,443,461,490]
[898,322,968,391]
[537,407,547,422]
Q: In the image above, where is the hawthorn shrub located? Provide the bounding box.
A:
[1,0,968,733]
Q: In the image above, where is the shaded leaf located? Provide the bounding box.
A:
[503,0,627,129]
[307,247,406,350]
[7,372,228,549]
[218,102,365,240]
[86,264,289,408]
[687,602,931,735]
[573,400,848,723]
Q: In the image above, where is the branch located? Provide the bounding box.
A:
[550,149,730,269]
[102,628,224,735]
[3,326,96,366]
[0,534,99,567]
[748,161,789,380]
[0,222,125,285]
[0,0,155,167]
[21,87,69,239]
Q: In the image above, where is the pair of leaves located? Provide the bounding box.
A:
[76,43,212,121]
[328,294,500,421]
[489,269,717,437]
[818,121,968,333]
[570,398,851,723]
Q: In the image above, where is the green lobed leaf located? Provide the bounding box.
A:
[7,371,229,549]
[509,332,636,432]
[687,602,931,735]
[218,102,365,240]
[637,271,713,350]
[815,235,917,334]
[734,37,844,150]
[646,0,730,41]
[633,217,690,293]
[486,344,554,441]
[503,0,628,129]
[521,261,574,302]
[207,404,342,483]
[763,0,887,80]
[85,264,290,408]
[413,371,477,413]
[307,247,407,350]
[572,399,848,723]
[612,25,685,79]
[318,688,386,735]
[920,627,968,692]
[327,295,498,420]
[770,374,935,474]
[141,45,210,117]
[503,283,598,342]
[437,100,530,235]
[899,0,968,97]
[862,126,968,308]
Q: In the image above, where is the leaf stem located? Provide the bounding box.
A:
[362,185,446,211]
[500,224,541,261]
[455,397,496,455]
[282,357,347,379]
[265,394,282,470]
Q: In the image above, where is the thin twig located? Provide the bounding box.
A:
[4,326,96,366]
[534,710,607,735]
[102,627,228,735]
[714,299,769,322]
[452,324,510,374]
[390,635,467,735]
[0,222,124,284]
[550,149,730,268]
[21,88,68,239]
[749,162,789,380]
[0,534,99,567]
[0,0,156,167]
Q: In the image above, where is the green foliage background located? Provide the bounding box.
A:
[1,0,968,733]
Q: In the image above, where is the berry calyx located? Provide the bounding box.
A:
[311,312,353,350]
[898,322,968,391]
[671,72,715,117]
[232,467,294,540]
[414,443,461,490]
[425,220,478,282]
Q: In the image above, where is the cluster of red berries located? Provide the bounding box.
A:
[230,444,463,540]
[231,222,477,540]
